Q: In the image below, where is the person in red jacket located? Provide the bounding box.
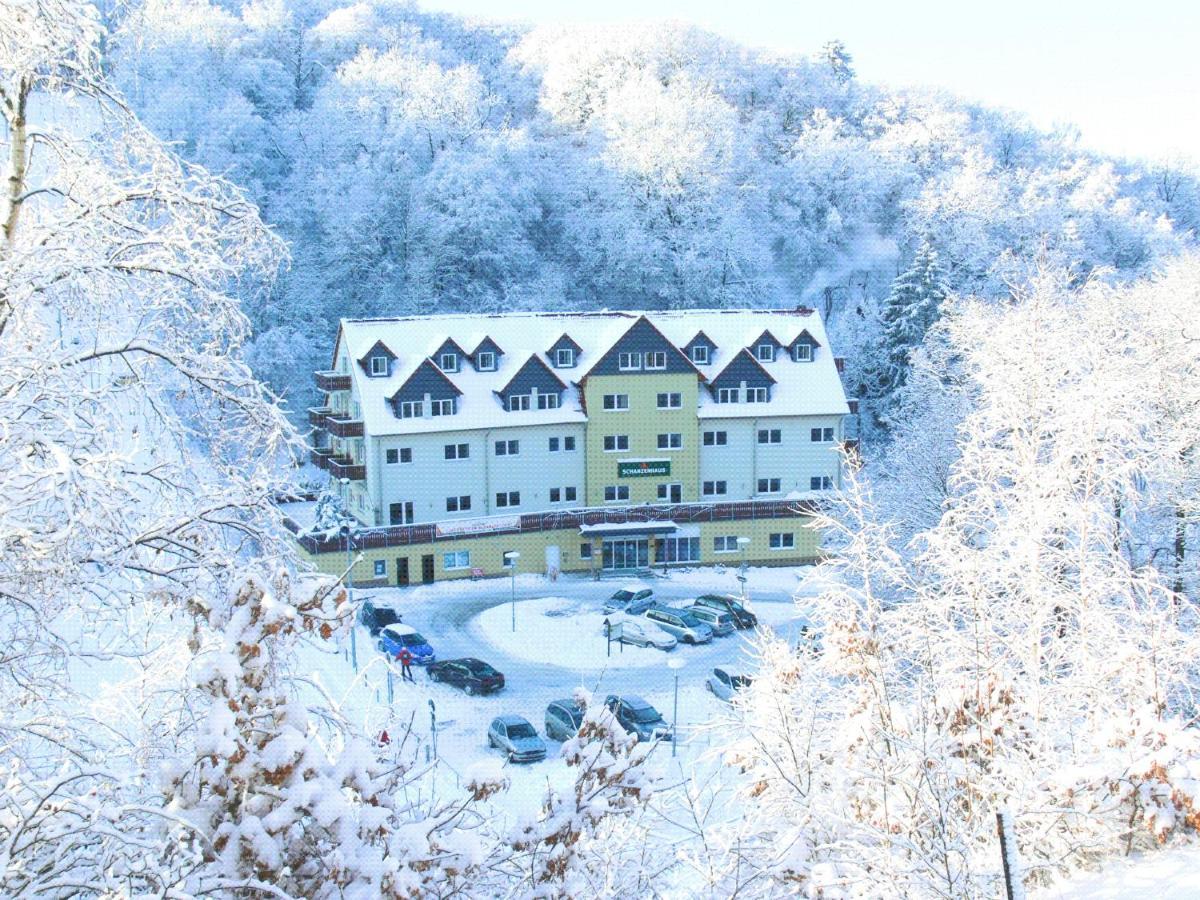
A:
[397,646,414,682]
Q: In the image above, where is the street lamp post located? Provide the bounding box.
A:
[668,657,685,758]
[504,551,520,632]
[736,536,751,601]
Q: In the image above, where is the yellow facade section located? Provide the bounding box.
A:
[582,373,701,506]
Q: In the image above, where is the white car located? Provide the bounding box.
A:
[602,615,677,651]
[706,666,753,702]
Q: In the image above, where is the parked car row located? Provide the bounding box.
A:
[601,590,759,651]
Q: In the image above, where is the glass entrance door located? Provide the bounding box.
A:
[602,538,649,570]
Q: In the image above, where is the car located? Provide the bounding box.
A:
[644,605,713,644]
[603,585,656,615]
[603,615,677,651]
[427,658,505,695]
[603,694,672,743]
[687,605,736,637]
[359,598,402,637]
[706,666,753,702]
[692,594,758,629]
[545,699,586,741]
[377,623,436,664]
[487,715,547,763]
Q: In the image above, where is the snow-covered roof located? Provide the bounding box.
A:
[332,309,849,436]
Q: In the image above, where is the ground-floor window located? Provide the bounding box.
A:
[580,543,593,559]
[769,532,795,550]
[713,535,739,553]
[603,538,648,570]
[373,560,386,576]
[444,550,470,570]
[656,536,700,564]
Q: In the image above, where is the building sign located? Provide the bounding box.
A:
[618,459,671,478]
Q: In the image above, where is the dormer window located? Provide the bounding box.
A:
[793,344,812,362]
[370,356,388,377]
[746,387,768,403]
[618,352,641,371]
[399,400,423,418]
[430,398,457,416]
[537,393,560,410]
[716,387,739,403]
[692,345,709,364]
[756,344,775,362]
[477,351,495,371]
[439,352,459,373]
[555,348,575,368]
[507,394,531,411]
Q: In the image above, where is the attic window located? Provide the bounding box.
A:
[618,352,641,371]
[716,387,739,404]
[370,356,388,377]
[756,344,775,362]
[477,351,495,371]
[555,348,575,368]
[691,345,709,364]
[645,351,666,370]
[439,352,459,373]
[793,344,812,362]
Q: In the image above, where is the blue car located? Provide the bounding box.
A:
[378,624,436,665]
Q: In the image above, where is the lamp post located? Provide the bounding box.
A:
[736,536,751,600]
[504,551,520,632]
[668,657,685,757]
[340,476,358,670]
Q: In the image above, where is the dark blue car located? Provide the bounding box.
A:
[377,624,436,665]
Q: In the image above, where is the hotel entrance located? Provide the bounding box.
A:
[602,537,649,571]
[580,521,678,574]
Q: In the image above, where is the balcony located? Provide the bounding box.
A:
[309,448,336,470]
[307,406,332,428]
[314,370,351,392]
[325,415,364,438]
[328,456,366,481]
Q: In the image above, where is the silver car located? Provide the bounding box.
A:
[603,615,677,650]
[644,605,713,644]
[487,715,547,763]
[603,585,656,615]
[544,699,585,741]
[687,605,735,637]
[706,666,753,702]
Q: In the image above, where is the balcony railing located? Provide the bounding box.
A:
[314,370,351,392]
[325,415,364,438]
[307,406,332,428]
[309,448,335,470]
[328,456,366,481]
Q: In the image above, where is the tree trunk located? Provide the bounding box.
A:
[3,78,29,247]
[1175,504,1187,600]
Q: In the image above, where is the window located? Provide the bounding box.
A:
[556,347,575,367]
[564,436,576,451]
[604,485,630,502]
[445,495,471,512]
[374,559,386,576]
[565,486,577,502]
[656,536,700,563]
[716,387,739,403]
[793,344,812,362]
[692,345,709,364]
[603,435,629,452]
[444,550,470,570]
[507,394,530,411]
[537,392,560,409]
[645,350,667,369]
[602,393,629,411]
[439,352,458,372]
[810,476,834,491]
[810,427,836,443]
[476,351,495,371]
[548,437,559,452]
[758,428,782,444]
[713,535,739,553]
[657,483,682,502]
[657,433,682,450]
[549,487,578,504]
[580,543,593,559]
[758,477,782,493]
[656,392,682,409]
[494,439,519,456]
[770,532,795,550]
[398,400,423,418]
[495,491,520,508]
[444,442,469,460]
[370,356,388,376]
[702,480,727,496]
[389,501,414,525]
[550,487,560,503]
[618,352,641,370]
[756,344,775,362]
[385,447,412,465]
[746,387,768,403]
[703,430,728,446]
[430,398,456,416]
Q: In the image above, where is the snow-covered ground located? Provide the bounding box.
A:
[294,565,818,822]
[1035,843,1200,898]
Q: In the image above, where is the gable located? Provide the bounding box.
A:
[547,333,582,356]
[389,359,463,406]
[357,339,397,375]
[682,330,718,358]
[471,336,504,359]
[586,317,701,378]
[709,349,777,392]
[499,355,567,398]
[788,329,822,350]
